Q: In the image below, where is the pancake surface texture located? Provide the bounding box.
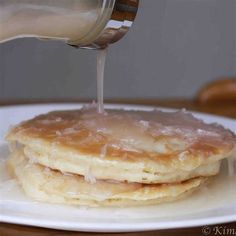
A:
[5,106,236,207]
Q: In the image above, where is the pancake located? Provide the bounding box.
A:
[7,148,208,207]
[6,107,235,184]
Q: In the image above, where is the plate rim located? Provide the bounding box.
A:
[1,213,236,232]
[1,102,236,122]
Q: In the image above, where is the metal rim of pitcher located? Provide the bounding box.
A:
[69,0,139,49]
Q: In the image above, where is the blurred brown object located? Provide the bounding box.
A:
[196,78,236,104]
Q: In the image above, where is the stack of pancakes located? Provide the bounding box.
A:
[6,107,236,207]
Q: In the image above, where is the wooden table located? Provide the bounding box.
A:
[1,99,236,236]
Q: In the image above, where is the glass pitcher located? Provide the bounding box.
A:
[0,0,139,49]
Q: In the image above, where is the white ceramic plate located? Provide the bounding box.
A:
[0,103,236,232]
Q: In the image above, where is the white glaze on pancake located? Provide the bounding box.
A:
[6,106,236,183]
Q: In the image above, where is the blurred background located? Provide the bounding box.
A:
[0,0,235,101]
